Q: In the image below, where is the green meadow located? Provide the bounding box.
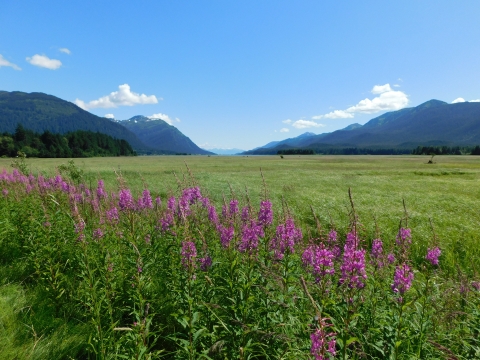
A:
[1,155,479,359]
[2,154,479,275]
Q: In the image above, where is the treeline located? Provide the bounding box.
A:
[0,125,136,158]
[277,148,411,155]
[277,149,315,155]
[411,145,480,155]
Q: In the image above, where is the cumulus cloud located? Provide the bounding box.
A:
[282,119,292,124]
[371,84,393,94]
[75,84,159,110]
[26,54,62,70]
[292,120,325,129]
[59,48,71,55]
[0,54,21,70]
[323,110,355,119]
[280,128,290,133]
[311,84,408,121]
[148,113,175,125]
[104,114,115,119]
[452,98,465,103]
[470,99,480,103]
[345,88,408,114]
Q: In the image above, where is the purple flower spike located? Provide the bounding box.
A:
[328,230,337,244]
[271,218,302,260]
[218,224,234,248]
[396,227,412,246]
[96,180,107,199]
[387,253,396,264]
[93,228,104,240]
[141,189,153,209]
[258,200,273,226]
[229,199,239,215]
[310,318,337,360]
[302,244,335,281]
[371,239,384,268]
[425,247,441,266]
[2,189,8,197]
[208,205,219,225]
[340,242,367,289]
[392,263,414,295]
[239,221,263,254]
[119,189,135,211]
[106,207,119,223]
[198,256,212,271]
[181,241,197,269]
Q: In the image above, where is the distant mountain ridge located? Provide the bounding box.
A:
[0,91,147,149]
[119,116,213,155]
[0,91,211,155]
[203,148,245,155]
[244,100,480,154]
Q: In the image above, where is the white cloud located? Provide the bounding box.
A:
[59,48,71,55]
[312,84,409,121]
[75,84,159,110]
[470,99,480,102]
[371,84,393,94]
[175,117,181,122]
[282,119,292,124]
[292,120,325,129]
[280,128,290,133]
[104,114,115,119]
[0,54,21,70]
[148,112,174,125]
[26,54,62,70]
[393,84,400,88]
[345,89,408,114]
[323,110,354,119]
[452,98,466,103]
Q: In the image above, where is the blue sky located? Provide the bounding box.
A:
[1,1,480,150]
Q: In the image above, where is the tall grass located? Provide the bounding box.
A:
[0,160,479,359]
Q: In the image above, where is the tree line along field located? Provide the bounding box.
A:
[0,154,479,359]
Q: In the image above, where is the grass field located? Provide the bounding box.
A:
[1,155,480,359]
[2,154,479,275]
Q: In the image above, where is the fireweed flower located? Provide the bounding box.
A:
[239,221,264,254]
[310,318,337,360]
[181,241,197,269]
[396,227,412,247]
[302,244,335,281]
[371,239,384,267]
[387,253,396,264]
[218,224,235,248]
[119,189,135,211]
[178,196,191,218]
[392,263,414,295]
[425,247,441,266]
[258,200,273,227]
[229,199,239,215]
[138,189,153,210]
[160,212,174,232]
[167,197,176,211]
[340,243,367,289]
[271,217,302,260]
[93,228,104,240]
[198,256,212,271]
[155,196,162,207]
[96,180,107,199]
[472,282,480,291]
[328,230,337,245]
[106,207,119,223]
[241,206,250,223]
[2,189,8,197]
[207,205,219,225]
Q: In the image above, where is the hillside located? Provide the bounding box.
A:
[244,100,480,154]
[119,116,213,155]
[0,91,147,150]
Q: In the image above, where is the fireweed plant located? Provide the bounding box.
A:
[0,167,479,359]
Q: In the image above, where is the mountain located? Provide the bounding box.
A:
[203,148,245,155]
[119,116,213,155]
[244,100,480,154]
[0,91,147,149]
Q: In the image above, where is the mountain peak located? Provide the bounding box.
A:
[298,132,316,138]
[416,99,448,110]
